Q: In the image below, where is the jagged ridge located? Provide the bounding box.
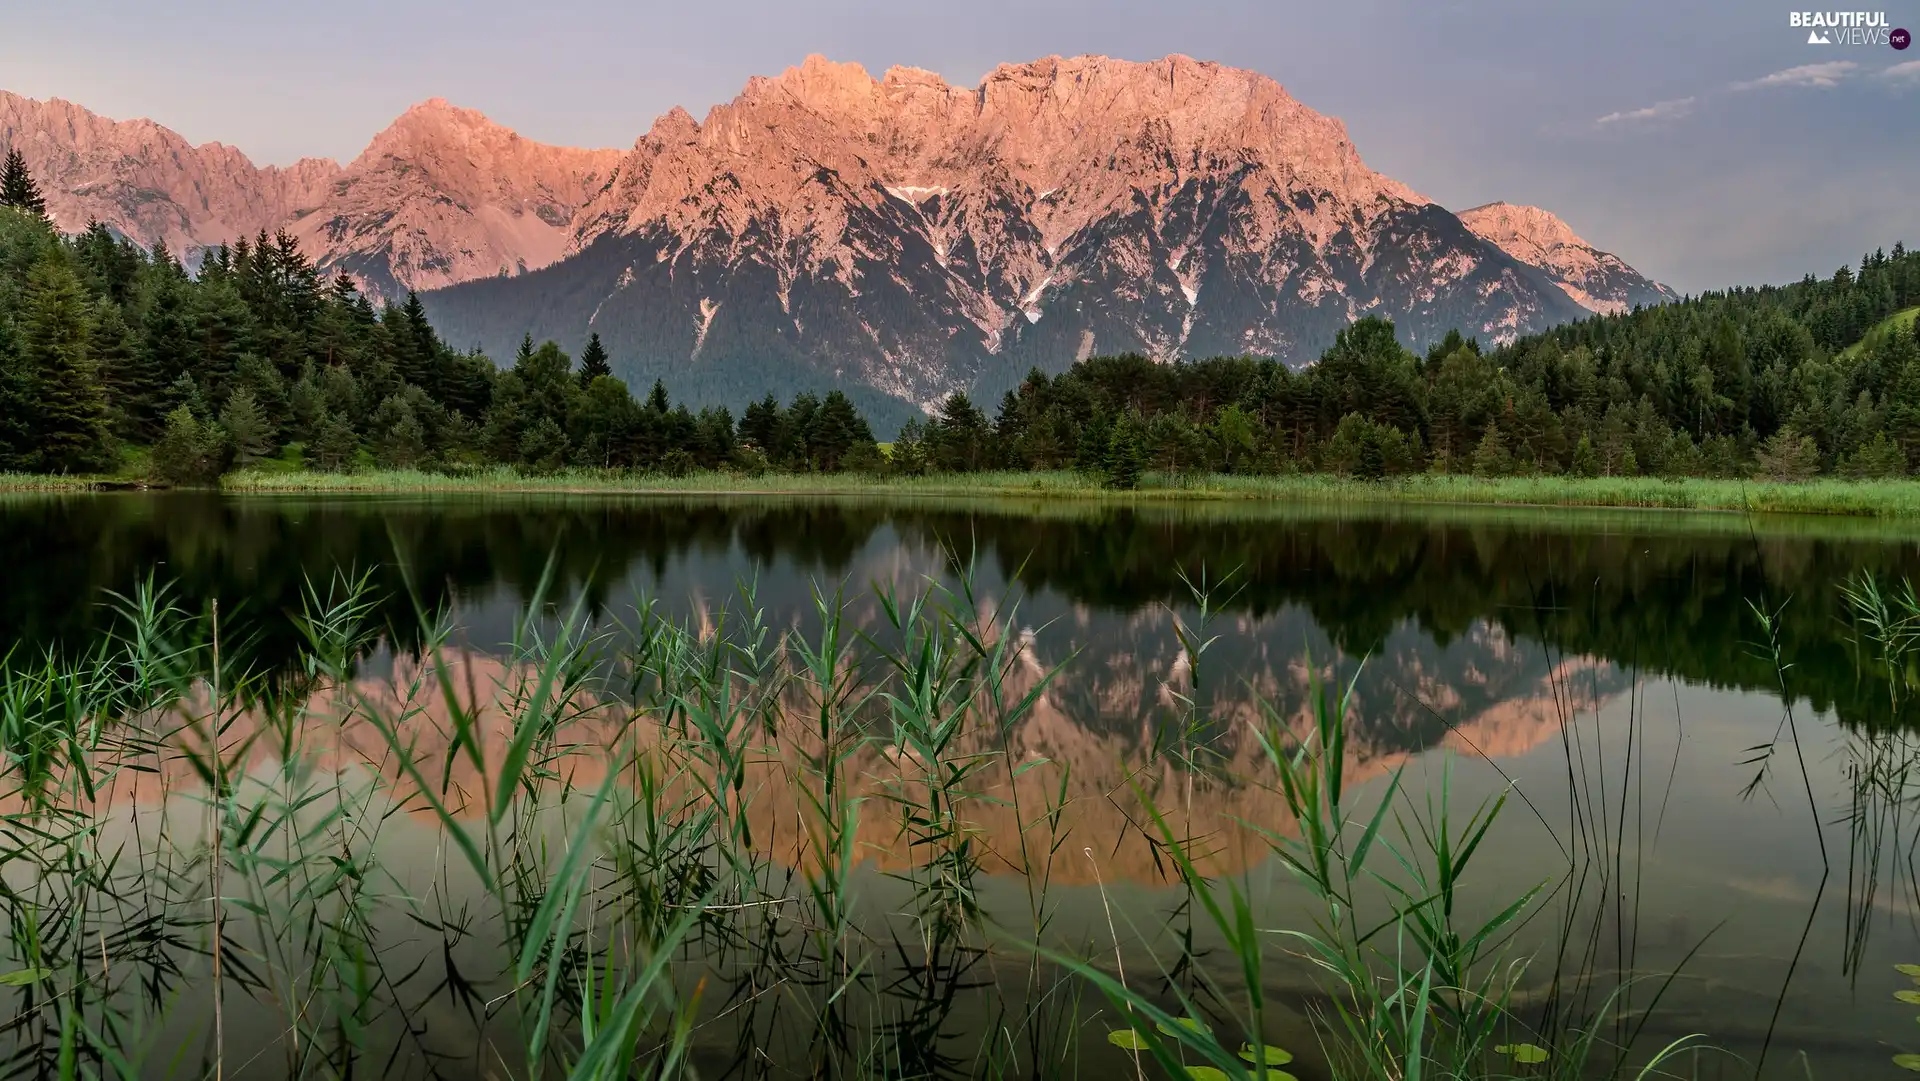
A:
[1458,202,1676,315]
[1,56,1672,418]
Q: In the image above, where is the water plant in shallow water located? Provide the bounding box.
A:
[0,553,1753,1079]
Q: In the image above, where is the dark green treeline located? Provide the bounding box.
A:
[0,194,878,480]
[3,143,1919,484]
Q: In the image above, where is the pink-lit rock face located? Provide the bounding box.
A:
[283,99,624,295]
[561,54,1442,363]
[1458,202,1676,315]
[2,56,1669,395]
[0,91,339,256]
[0,91,618,295]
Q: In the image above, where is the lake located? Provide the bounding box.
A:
[2,491,1918,1079]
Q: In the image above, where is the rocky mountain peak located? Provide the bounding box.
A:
[279,99,624,295]
[0,90,342,255]
[1459,203,1592,261]
[760,54,884,113]
[6,57,1672,424]
[643,106,701,144]
[421,53,1627,424]
[1458,201,1674,314]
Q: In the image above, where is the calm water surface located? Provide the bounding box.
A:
[3,492,1920,1079]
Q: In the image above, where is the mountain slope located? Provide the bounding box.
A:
[0,91,620,291]
[4,58,1668,417]
[1457,202,1676,314]
[284,99,625,296]
[0,91,339,255]
[422,54,1594,412]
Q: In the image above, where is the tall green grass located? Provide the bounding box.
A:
[206,466,1920,518]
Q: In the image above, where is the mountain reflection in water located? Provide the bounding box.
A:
[3,492,1919,1079]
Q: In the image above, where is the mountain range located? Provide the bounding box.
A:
[0,55,1675,418]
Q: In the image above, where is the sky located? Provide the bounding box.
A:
[3,0,1917,293]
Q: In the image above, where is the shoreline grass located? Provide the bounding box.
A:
[0,472,118,492]
[199,467,1920,519]
[20,464,1920,518]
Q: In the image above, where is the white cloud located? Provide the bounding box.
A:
[1731,61,1859,90]
[1879,59,1920,83]
[1591,57,1888,134]
[1594,96,1696,125]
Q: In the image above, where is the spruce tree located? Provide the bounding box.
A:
[220,387,273,466]
[0,148,47,217]
[137,279,195,425]
[395,291,439,391]
[310,411,359,472]
[22,252,109,471]
[1103,417,1147,490]
[1571,434,1600,477]
[1755,425,1820,481]
[1471,421,1513,477]
[740,394,781,450]
[517,416,569,474]
[149,406,228,485]
[0,318,35,470]
[809,391,860,471]
[577,332,612,386]
[372,394,427,468]
[89,300,154,441]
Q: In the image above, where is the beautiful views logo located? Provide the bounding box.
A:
[1789,10,1896,44]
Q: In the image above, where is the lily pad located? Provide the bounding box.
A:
[1106,1029,1149,1051]
[0,969,50,987]
[1238,1043,1295,1066]
[1897,990,1920,1005]
[1185,1069,1229,1081]
[1156,1017,1213,1037]
[1898,964,1920,978]
[1895,1053,1920,1072]
[1494,1043,1551,1064]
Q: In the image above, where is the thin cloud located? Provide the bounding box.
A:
[1879,59,1920,83]
[1594,96,1696,125]
[1731,61,1859,90]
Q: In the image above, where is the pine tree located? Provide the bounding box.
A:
[372,394,427,468]
[166,371,207,421]
[1471,421,1513,477]
[310,411,359,472]
[221,387,273,466]
[1103,417,1147,490]
[0,318,34,470]
[517,416,569,474]
[741,394,781,450]
[1571,434,1599,477]
[377,412,427,469]
[648,379,670,415]
[0,148,47,217]
[577,332,612,386]
[89,300,153,441]
[135,278,195,434]
[395,291,439,392]
[1842,432,1906,478]
[149,406,228,485]
[808,390,861,471]
[1754,425,1820,481]
[22,251,110,471]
